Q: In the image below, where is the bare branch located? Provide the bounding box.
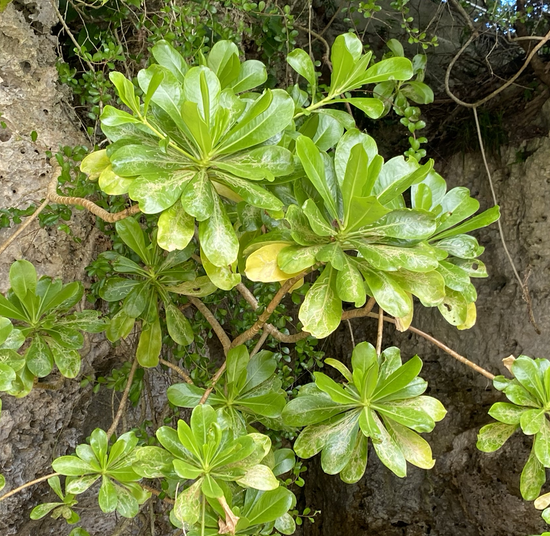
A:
[159,358,193,384]
[189,297,231,353]
[107,358,139,440]
[376,306,384,355]
[0,473,59,503]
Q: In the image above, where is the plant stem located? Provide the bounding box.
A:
[159,358,193,384]
[106,358,139,440]
[201,493,206,536]
[376,306,384,355]
[189,297,231,354]
[0,473,59,503]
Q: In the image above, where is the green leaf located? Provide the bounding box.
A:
[157,203,195,252]
[110,72,140,114]
[437,288,468,326]
[216,174,283,210]
[215,145,294,180]
[341,144,369,219]
[314,372,359,404]
[320,412,360,474]
[303,200,334,236]
[286,205,328,246]
[167,275,217,297]
[359,265,412,318]
[275,512,297,535]
[226,345,249,391]
[278,245,321,274]
[488,402,526,425]
[338,98,385,119]
[330,33,363,92]
[340,432,368,484]
[136,318,162,367]
[142,69,165,115]
[230,60,267,93]
[100,106,142,126]
[344,196,390,233]
[358,57,413,85]
[389,269,446,307]
[521,446,546,501]
[167,383,205,408]
[217,89,294,154]
[181,101,213,154]
[47,339,81,378]
[244,487,294,526]
[30,502,64,520]
[520,408,546,435]
[435,235,484,260]
[357,242,439,273]
[10,260,37,303]
[98,476,118,513]
[433,206,500,241]
[287,48,316,90]
[174,481,201,525]
[0,363,16,391]
[363,209,436,240]
[512,356,546,403]
[207,41,240,87]
[25,335,53,378]
[535,420,550,467]
[180,170,215,221]
[151,40,189,84]
[401,81,434,104]
[296,136,338,219]
[105,310,135,342]
[52,455,95,476]
[385,418,435,469]
[371,413,407,477]
[115,218,150,264]
[476,422,517,452]
[134,446,175,478]
[165,304,194,346]
[100,278,141,302]
[335,257,367,307]
[123,283,149,318]
[184,66,221,123]
[129,171,193,214]
[237,464,279,490]
[199,197,239,267]
[282,392,350,427]
[299,265,342,339]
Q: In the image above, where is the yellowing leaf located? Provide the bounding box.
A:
[457,302,476,330]
[245,243,300,283]
[395,296,413,332]
[81,150,111,180]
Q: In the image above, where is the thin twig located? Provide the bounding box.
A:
[199,363,227,405]
[189,297,231,353]
[0,199,49,256]
[159,358,193,384]
[48,0,95,72]
[250,329,269,357]
[376,306,384,355]
[361,312,495,380]
[231,271,309,348]
[0,473,59,503]
[106,358,139,440]
[265,324,310,343]
[444,25,550,108]
[346,320,355,348]
[472,107,540,333]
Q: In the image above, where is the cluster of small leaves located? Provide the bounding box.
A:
[282,343,446,482]
[0,260,108,399]
[477,356,550,525]
[389,0,439,48]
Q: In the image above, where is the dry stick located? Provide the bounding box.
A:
[235,283,259,310]
[250,329,269,358]
[376,306,384,355]
[346,320,355,348]
[199,363,227,405]
[366,312,495,380]
[0,199,49,257]
[472,107,541,334]
[106,358,139,440]
[231,271,308,348]
[0,472,59,503]
[188,297,231,353]
[159,358,193,384]
[48,0,95,72]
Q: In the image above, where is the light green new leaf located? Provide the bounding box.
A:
[199,197,239,267]
[359,266,412,318]
[230,60,267,93]
[202,252,241,291]
[207,41,240,87]
[521,446,546,501]
[110,72,140,114]
[287,48,316,91]
[476,422,518,452]
[237,464,279,490]
[157,203,195,251]
[357,57,413,85]
[180,170,215,221]
[151,40,189,84]
[136,318,162,367]
[184,66,221,123]
[385,418,435,469]
[338,98,385,119]
[298,265,342,338]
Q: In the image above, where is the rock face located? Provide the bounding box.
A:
[0,2,115,534]
[300,135,550,536]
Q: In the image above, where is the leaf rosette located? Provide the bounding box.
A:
[245,130,499,338]
[0,260,108,397]
[282,342,446,483]
[477,355,550,520]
